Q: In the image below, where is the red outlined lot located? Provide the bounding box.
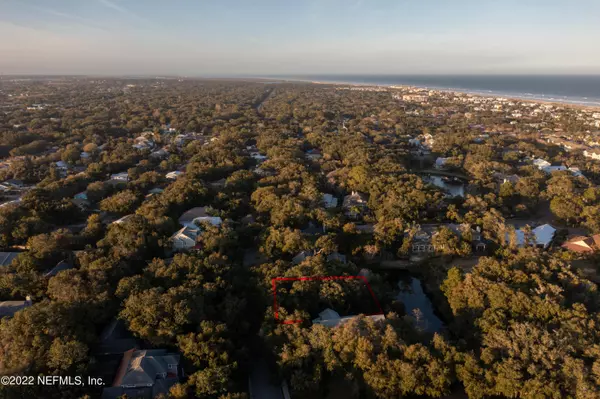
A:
[272,276,384,324]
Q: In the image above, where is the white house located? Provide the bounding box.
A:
[184,216,222,229]
[110,172,129,182]
[312,308,385,328]
[533,158,551,170]
[166,171,184,180]
[178,207,222,229]
[250,152,268,163]
[171,226,200,251]
[80,152,91,159]
[584,150,600,161]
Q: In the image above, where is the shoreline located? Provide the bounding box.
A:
[258,76,600,111]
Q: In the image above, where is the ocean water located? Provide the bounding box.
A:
[274,75,600,106]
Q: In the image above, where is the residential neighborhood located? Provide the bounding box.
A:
[0,77,599,398]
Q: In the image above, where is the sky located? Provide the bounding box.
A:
[0,0,599,76]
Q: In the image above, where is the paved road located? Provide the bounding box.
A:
[248,359,284,399]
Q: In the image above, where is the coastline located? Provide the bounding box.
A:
[258,76,600,111]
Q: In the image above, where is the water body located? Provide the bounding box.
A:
[423,175,464,198]
[396,275,444,333]
[271,75,600,107]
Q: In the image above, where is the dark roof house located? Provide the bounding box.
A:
[101,349,180,399]
[0,297,32,318]
[0,252,19,267]
[45,260,73,278]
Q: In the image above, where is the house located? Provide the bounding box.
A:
[166,171,184,180]
[410,224,487,254]
[355,224,375,234]
[178,207,222,228]
[434,157,449,169]
[253,166,275,177]
[45,260,73,278]
[0,199,22,209]
[72,198,90,211]
[148,187,164,195]
[541,165,568,174]
[292,250,315,265]
[305,149,323,161]
[150,148,169,160]
[500,174,520,185]
[0,297,32,318]
[171,226,200,251]
[408,138,421,146]
[507,224,556,249]
[532,225,556,248]
[183,216,222,229]
[312,308,385,328]
[0,183,11,192]
[342,191,368,219]
[301,222,324,236]
[3,179,24,189]
[533,158,551,170]
[327,252,347,264]
[55,161,69,170]
[561,234,600,253]
[80,151,91,160]
[174,134,192,147]
[583,149,600,161]
[101,349,180,399]
[569,167,585,178]
[178,207,208,224]
[209,178,227,189]
[110,172,129,182]
[358,268,372,281]
[422,133,435,148]
[95,319,137,356]
[402,94,428,102]
[0,252,19,267]
[133,134,155,151]
[74,191,88,200]
[111,215,134,225]
[250,151,268,163]
[322,193,338,209]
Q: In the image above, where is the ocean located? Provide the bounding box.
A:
[271,75,600,107]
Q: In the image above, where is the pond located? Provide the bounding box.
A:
[395,274,444,333]
[424,175,465,198]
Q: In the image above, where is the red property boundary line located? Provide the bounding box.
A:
[271,276,384,324]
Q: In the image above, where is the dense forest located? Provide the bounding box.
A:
[0,78,599,398]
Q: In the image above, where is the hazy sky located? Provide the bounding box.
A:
[1,0,599,76]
